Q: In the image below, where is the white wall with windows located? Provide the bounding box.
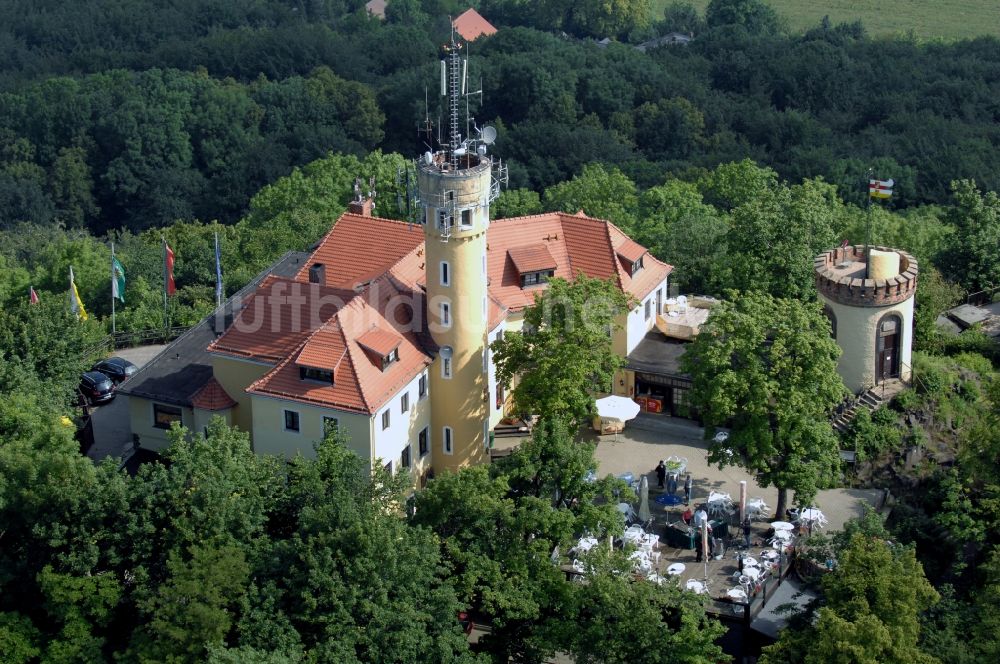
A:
[486,324,505,428]
[625,278,669,355]
[373,369,432,477]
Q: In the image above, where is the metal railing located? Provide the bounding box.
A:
[83,326,191,359]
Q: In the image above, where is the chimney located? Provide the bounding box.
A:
[348,197,374,217]
[308,263,325,284]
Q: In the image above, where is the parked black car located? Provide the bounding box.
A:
[91,357,137,384]
[80,371,116,405]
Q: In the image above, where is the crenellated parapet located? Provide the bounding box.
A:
[814,245,918,308]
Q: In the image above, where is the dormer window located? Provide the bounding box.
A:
[520,270,554,287]
[616,240,648,276]
[508,244,557,290]
[300,366,334,384]
[381,347,399,370]
[357,327,404,373]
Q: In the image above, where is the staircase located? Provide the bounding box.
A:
[831,379,906,433]
[493,417,532,438]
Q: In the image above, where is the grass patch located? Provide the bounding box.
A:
[651,0,1000,40]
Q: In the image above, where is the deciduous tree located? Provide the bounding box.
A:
[491,276,631,427]
[681,293,845,517]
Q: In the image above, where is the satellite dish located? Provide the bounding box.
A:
[480,125,497,145]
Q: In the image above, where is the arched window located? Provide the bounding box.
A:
[823,305,837,340]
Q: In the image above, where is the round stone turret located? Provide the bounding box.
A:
[814,245,917,394]
[814,245,917,307]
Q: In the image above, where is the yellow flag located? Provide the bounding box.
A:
[69,266,88,320]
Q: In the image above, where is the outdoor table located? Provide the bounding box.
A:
[664,455,687,476]
[629,551,651,572]
[799,508,827,526]
[741,555,758,568]
[623,525,645,546]
[726,587,748,601]
[685,579,706,594]
[576,536,598,553]
[667,563,686,576]
[760,549,779,562]
[771,521,794,531]
[639,534,660,551]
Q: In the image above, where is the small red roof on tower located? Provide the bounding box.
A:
[453,8,497,41]
[191,377,237,411]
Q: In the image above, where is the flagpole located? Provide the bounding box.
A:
[162,237,168,336]
[865,167,873,279]
[111,243,117,336]
[214,231,222,309]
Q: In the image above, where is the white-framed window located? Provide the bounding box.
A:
[440,302,451,328]
[461,209,472,227]
[283,409,300,433]
[401,444,411,469]
[322,416,338,436]
[401,392,409,413]
[418,426,429,456]
[441,346,453,379]
[443,426,453,454]
[440,261,450,287]
[381,409,390,430]
[418,373,428,398]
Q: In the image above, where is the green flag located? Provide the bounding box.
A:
[112,256,125,303]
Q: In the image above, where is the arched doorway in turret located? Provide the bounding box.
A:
[876,313,901,383]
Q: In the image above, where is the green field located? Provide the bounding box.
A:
[652,0,1000,40]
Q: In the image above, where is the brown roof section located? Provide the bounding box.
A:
[190,377,237,411]
[453,8,497,41]
[507,244,557,274]
[357,327,402,357]
[207,276,351,363]
[296,213,424,290]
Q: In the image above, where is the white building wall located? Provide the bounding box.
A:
[625,278,668,355]
[373,369,432,476]
[487,324,504,429]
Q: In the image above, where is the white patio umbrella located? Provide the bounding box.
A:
[638,475,651,524]
[596,395,641,421]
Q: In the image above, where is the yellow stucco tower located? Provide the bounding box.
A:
[417,39,502,473]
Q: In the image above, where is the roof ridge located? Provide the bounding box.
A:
[604,220,627,290]
[341,327,373,412]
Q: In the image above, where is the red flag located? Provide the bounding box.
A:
[164,241,176,296]
[29,286,39,304]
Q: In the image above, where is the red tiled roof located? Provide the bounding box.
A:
[296,213,424,290]
[227,208,667,413]
[507,244,557,274]
[248,295,432,414]
[207,276,351,363]
[295,330,348,372]
[453,8,497,41]
[607,222,672,302]
[357,327,402,357]
[615,237,648,263]
[190,377,237,411]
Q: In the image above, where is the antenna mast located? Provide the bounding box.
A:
[444,38,462,169]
